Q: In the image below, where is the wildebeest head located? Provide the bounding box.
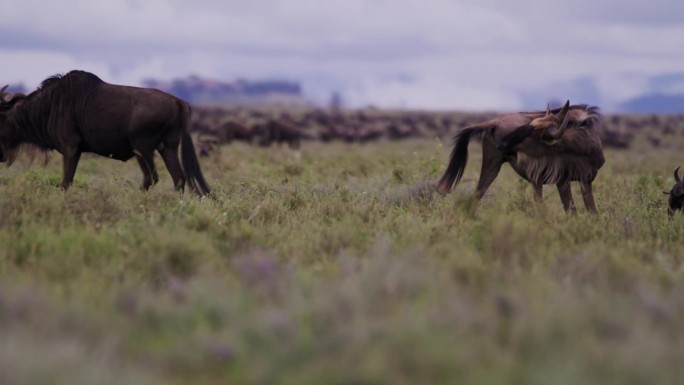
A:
[0,85,27,105]
[0,85,28,163]
[527,100,572,143]
[495,101,572,153]
[497,100,601,156]
[666,166,684,215]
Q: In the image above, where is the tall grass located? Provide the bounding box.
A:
[0,134,683,384]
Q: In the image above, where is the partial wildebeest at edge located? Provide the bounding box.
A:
[665,166,684,215]
[0,71,210,196]
[436,101,604,213]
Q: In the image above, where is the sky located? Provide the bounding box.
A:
[1,0,683,111]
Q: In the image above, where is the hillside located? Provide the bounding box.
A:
[142,75,312,107]
[618,93,684,114]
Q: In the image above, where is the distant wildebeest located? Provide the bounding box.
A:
[355,123,385,143]
[436,101,604,212]
[254,119,301,149]
[197,133,219,157]
[665,166,684,215]
[0,71,210,195]
[220,120,254,144]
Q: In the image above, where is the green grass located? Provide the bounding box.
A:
[1,134,683,384]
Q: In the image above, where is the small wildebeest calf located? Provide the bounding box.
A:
[665,166,684,215]
[0,71,210,195]
[436,101,604,212]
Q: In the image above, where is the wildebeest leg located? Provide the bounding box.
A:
[556,181,576,213]
[135,149,159,190]
[580,181,597,213]
[61,151,82,190]
[475,161,504,199]
[475,138,505,199]
[159,147,186,192]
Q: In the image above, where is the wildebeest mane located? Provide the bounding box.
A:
[570,105,601,130]
[522,104,597,114]
[39,74,65,90]
[13,71,103,152]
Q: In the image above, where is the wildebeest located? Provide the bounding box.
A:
[253,119,301,149]
[436,101,604,212]
[665,166,684,215]
[0,70,210,195]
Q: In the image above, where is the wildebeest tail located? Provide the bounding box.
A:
[179,102,211,196]
[436,122,493,194]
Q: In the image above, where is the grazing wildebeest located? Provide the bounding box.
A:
[436,101,604,212]
[665,166,684,215]
[0,71,210,195]
[220,120,254,144]
[254,119,301,149]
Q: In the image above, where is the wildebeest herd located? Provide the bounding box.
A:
[0,70,682,214]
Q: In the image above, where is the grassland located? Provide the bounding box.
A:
[0,132,683,384]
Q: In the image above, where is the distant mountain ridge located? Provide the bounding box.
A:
[4,74,684,113]
[617,93,684,114]
[142,75,311,106]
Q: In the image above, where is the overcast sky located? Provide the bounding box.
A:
[2,0,683,111]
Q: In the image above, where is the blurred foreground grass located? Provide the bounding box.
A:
[0,133,683,384]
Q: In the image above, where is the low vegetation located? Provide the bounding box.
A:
[0,131,683,384]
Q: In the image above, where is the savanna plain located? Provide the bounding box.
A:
[1,121,683,385]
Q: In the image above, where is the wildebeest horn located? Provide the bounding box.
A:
[0,85,8,102]
[546,100,571,140]
[675,166,682,184]
[545,103,550,115]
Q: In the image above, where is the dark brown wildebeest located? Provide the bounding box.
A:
[254,119,301,149]
[665,166,684,215]
[220,120,254,144]
[436,101,604,212]
[0,71,210,195]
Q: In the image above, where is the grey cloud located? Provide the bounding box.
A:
[2,0,683,110]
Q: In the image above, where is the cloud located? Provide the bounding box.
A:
[1,0,683,110]
[0,50,112,88]
[346,76,521,111]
